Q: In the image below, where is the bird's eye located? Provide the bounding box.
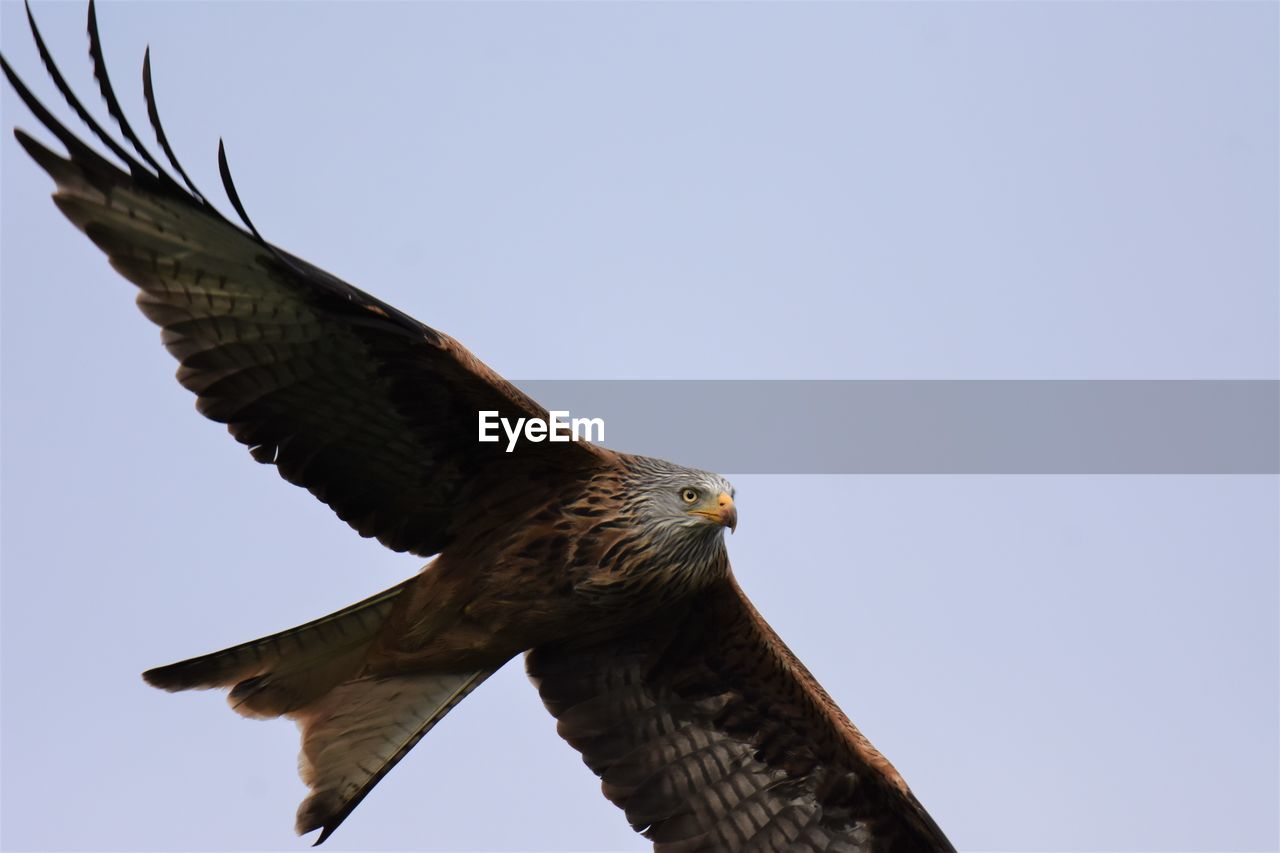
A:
[681,488,699,504]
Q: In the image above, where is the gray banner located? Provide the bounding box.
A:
[510,380,1279,474]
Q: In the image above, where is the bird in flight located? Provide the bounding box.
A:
[3,3,954,850]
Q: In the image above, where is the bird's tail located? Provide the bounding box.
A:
[143,579,497,844]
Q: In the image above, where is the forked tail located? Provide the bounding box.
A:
[143,580,497,843]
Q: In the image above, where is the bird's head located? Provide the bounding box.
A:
[675,480,737,534]
[626,457,737,540]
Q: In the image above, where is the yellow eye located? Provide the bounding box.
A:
[681,488,699,504]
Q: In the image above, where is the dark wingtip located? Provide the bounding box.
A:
[140,43,212,206]
[12,125,77,185]
[1,51,19,91]
[2,42,120,188]
[22,0,146,177]
[86,0,175,188]
[216,137,265,241]
[13,126,40,154]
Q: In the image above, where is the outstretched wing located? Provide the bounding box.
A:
[527,577,955,853]
[3,2,611,557]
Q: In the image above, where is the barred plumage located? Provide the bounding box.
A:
[3,3,954,850]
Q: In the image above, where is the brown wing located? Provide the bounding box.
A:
[2,5,611,557]
[526,577,955,853]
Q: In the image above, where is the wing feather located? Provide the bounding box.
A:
[527,578,955,853]
[4,7,612,557]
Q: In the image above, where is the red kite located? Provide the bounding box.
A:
[2,4,954,850]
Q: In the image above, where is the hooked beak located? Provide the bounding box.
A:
[692,491,737,533]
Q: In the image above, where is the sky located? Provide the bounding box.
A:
[1,2,1277,852]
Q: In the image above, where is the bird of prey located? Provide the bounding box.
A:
[3,4,954,850]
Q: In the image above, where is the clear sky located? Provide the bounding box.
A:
[1,2,1276,852]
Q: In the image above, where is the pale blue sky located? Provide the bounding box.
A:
[2,2,1277,851]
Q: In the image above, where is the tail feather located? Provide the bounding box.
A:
[142,580,410,706]
[296,669,495,844]
[226,646,373,720]
[142,579,501,843]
